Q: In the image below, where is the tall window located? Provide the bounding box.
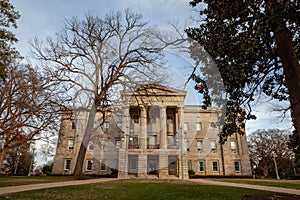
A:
[100,160,107,171]
[117,122,122,129]
[88,142,94,151]
[184,138,190,151]
[230,140,237,151]
[133,115,139,123]
[86,160,93,171]
[212,161,219,172]
[234,161,241,172]
[209,122,215,129]
[196,122,202,131]
[115,139,121,150]
[130,157,137,171]
[167,115,173,124]
[68,139,74,150]
[64,159,71,170]
[149,135,156,146]
[71,120,76,129]
[103,140,108,151]
[197,140,203,151]
[210,140,217,151]
[188,160,191,171]
[103,122,110,129]
[113,159,119,170]
[199,161,205,172]
[184,122,189,132]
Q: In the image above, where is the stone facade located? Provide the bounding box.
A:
[52,84,251,178]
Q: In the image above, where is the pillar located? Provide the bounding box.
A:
[160,106,167,149]
[138,154,147,178]
[140,106,147,149]
[159,154,168,178]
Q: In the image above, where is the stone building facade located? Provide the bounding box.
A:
[52,84,251,178]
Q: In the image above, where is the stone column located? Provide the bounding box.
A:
[119,106,129,179]
[159,154,168,178]
[138,154,147,178]
[177,107,184,131]
[121,106,130,149]
[140,106,147,149]
[160,106,167,149]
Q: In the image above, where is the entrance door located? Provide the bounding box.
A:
[147,155,158,175]
[168,156,178,175]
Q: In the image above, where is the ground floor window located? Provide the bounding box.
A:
[212,161,219,172]
[234,161,240,172]
[64,159,71,170]
[199,161,205,172]
[129,156,138,173]
[113,159,119,170]
[86,160,93,171]
[100,160,107,171]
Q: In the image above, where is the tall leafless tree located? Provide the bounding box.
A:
[31,10,179,176]
[0,63,60,168]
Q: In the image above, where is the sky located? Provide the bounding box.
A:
[9,0,294,163]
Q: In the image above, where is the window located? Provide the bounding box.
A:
[115,139,121,150]
[103,140,108,151]
[148,135,156,146]
[209,122,215,129]
[103,122,110,129]
[210,140,217,151]
[64,159,71,170]
[212,161,219,172]
[116,122,122,129]
[71,120,76,129]
[133,115,139,123]
[184,122,189,132]
[68,139,74,150]
[197,140,203,151]
[188,160,191,171]
[130,157,137,171]
[196,122,202,131]
[100,160,107,171]
[88,142,94,151]
[167,115,173,124]
[234,161,240,172]
[86,160,93,171]
[184,138,190,151]
[230,140,237,150]
[150,117,156,124]
[199,161,205,172]
[113,159,119,170]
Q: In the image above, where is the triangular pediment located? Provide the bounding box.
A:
[123,83,187,97]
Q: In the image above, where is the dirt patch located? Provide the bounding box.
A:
[242,194,300,200]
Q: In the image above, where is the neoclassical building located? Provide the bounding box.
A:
[52,84,251,178]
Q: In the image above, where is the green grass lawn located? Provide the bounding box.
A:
[0,179,284,200]
[0,176,77,187]
[210,178,300,190]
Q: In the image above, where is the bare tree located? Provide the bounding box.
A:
[248,129,294,177]
[31,10,177,176]
[0,63,60,168]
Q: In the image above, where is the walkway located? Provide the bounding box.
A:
[0,178,114,195]
[188,179,300,196]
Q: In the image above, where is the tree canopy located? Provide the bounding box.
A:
[0,0,20,80]
[186,0,300,139]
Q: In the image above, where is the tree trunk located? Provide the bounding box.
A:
[267,0,300,136]
[73,106,96,176]
[0,145,9,170]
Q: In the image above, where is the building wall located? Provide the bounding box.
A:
[52,85,251,177]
